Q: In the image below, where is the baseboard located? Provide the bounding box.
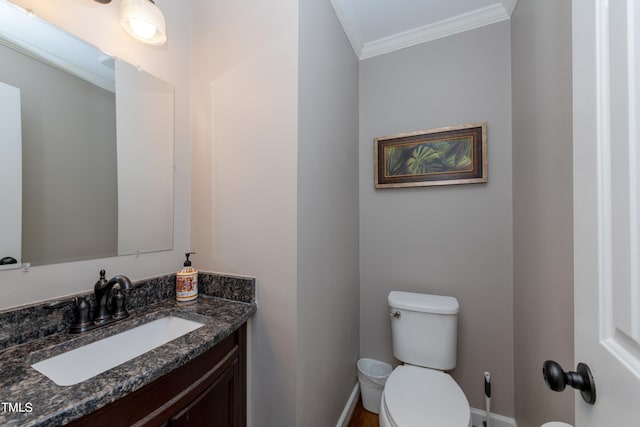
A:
[470,407,518,427]
[336,382,360,427]
[336,387,516,427]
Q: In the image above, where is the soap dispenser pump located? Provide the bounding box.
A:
[176,252,198,302]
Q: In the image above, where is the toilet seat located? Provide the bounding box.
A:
[381,365,470,427]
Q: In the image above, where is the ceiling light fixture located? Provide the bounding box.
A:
[120,0,167,46]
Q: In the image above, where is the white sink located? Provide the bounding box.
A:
[31,316,204,386]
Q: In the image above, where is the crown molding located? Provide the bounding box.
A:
[329,0,365,57]
[331,1,517,61]
[360,2,512,59]
[501,0,518,16]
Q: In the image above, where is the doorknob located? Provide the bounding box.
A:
[542,360,596,405]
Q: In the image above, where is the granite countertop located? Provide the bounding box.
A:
[0,272,256,427]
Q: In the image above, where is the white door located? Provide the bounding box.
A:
[573,0,640,425]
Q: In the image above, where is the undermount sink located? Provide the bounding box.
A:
[31,316,204,386]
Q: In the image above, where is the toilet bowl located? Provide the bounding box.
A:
[541,423,573,427]
[382,291,471,427]
[379,365,471,427]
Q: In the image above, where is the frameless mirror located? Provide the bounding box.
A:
[0,0,174,269]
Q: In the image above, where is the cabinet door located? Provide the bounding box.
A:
[66,324,246,427]
[170,358,240,427]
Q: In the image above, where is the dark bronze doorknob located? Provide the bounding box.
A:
[543,360,596,404]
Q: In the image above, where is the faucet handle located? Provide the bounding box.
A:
[94,269,108,291]
[111,289,129,320]
[70,297,93,334]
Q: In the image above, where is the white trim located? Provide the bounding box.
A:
[335,386,518,427]
[336,382,360,427]
[470,407,518,427]
[360,3,510,60]
[330,1,518,60]
[328,0,365,58]
[501,0,518,17]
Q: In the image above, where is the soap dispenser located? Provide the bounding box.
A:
[176,252,198,302]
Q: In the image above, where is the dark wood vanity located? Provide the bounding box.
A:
[68,324,246,427]
[0,272,255,427]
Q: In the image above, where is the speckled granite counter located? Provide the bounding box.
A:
[0,272,256,426]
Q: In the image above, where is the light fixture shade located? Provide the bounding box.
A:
[120,0,166,46]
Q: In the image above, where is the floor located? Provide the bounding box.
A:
[347,397,379,427]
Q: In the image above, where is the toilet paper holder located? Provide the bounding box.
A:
[542,360,596,405]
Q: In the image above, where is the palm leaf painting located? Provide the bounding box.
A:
[374,122,487,188]
[384,137,473,178]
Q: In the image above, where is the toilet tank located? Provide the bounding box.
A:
[388,291,459,370]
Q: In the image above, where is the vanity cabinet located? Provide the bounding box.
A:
[68,324,246,427]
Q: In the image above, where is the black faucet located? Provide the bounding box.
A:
[93,269,133,324]
[45,270,134,334]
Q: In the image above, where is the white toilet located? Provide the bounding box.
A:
[379,291,471,427]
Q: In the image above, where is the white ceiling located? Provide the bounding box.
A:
[330,0,517,60]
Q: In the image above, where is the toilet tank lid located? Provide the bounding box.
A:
[388,291,459,314]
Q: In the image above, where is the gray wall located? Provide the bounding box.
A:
[191,1,360,425]
[190,1,299,426]
[297,0,359,425]
[359,22,515,416]
[0,43,117,266]
[511,1,574,426]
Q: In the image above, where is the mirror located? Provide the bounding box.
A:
[0,1,174,268]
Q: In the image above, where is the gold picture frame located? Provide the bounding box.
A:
[374,122,487,189]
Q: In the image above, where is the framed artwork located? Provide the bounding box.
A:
[374,122,487,188]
